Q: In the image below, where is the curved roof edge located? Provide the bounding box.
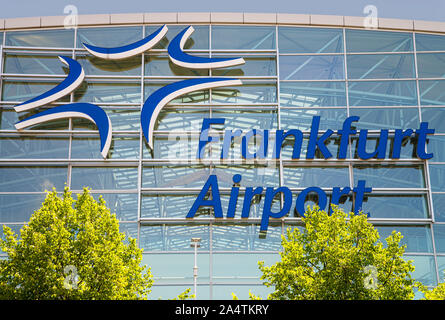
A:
[1,12,445,34]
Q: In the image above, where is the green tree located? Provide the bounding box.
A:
[417,276,445,300]
[0,187,153,300]
[256,205,416,300]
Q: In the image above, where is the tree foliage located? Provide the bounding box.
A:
[0,187,153,300]
[257,205,416,300]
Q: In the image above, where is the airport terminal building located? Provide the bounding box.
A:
[0,12,445,299]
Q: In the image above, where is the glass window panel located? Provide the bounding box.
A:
[280,108,347,130]
[419,80,445,105]
[140,225,210,251]
[347,54,415,79]
[212,224,282,251]
[433,194,445,222]
[150,285,208,300]
[87,193,138,221]
[427,135,445,162]
[280,55,344,80]
[155,108,209,132]
[76,54,141,76]
[2,80,71,103]
[280,81,346,107]
[73,81,141,104]
[212,56,277,77]
[142,164,279,189]
[71,136,139,159]
[145,82,209,104]
[141,194,214,219]
[429,164,445,192]
[377,226,433,253]
[145,54,209,77]
[212,82,277,104]
[345,29,413,52]
[351,136,417,160]
[0,194,46,223]
[142,253,210,281]
[73,108,140,132]
[0,106,69,131]
[433,224,445,253]
[349,107,419,130]
[212,109,278,130]
[77,26,142,48]
[276,135,342,160]
[283,166,350,188]
[212,26,275,50]
[421,108,445,133]
[405,255,437,286]
[361,194,428,219]
[0,33,3,46]
[4,54,67,75]
[437,256,445,284]
[278,27,343,53]
[348,80,418,106]
[144,134,201,160]
[119,222,138,244]
[0,136,69,159]
[70,167,138,190]
[146,25,209,50]
[212,253,280,279]
[416,33,445,51]
[0,166,67,192]
[6,29,74,48]
[417,53,445,79]
[353,164,425,189]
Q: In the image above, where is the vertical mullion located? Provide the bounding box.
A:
[138,25,146,248]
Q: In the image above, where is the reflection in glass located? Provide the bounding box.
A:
[361,194,428,219]
[211,109,277,130]
[212,56,276,77]
[280,108,347,131]
[0,166,67,192]
[6,29,75,48]
[0,194,47,223]
[77,54,142,76]
[345,29,413,52]
[416,32,445,52]
[405,255,437,286]
[212,82,277,104]
[92,193,138,221]
[140,225,210,251]
[72,108,140,131]
[353,164,425,189]
[349,108,419,130]
[71,167,138,190]
[417,53,445,79]
[347,54,415,79]
[433,224,445,253]
[156,108,209,131]
[432,194,445,222]
[348,80,417,106]
[426,135,445,162]
[280,81,346,107]
[419,80,445,105]
[0,136,69,159]
[71,136,139,159]
[283,166,350,188]
[2,80,71,103]
[429,164,445,192]
[77,26,143,48]
[421,108,445,133]
[212,26,275,50]
[145,82,209,104]
[280,55,344,80]
[377,225,433,253]
[212,225,282,251]
[278,27,343,53]
[4,54,67,75]
[73,81,141,104]
[145,54,209,77]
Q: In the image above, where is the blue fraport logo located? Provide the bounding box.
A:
[13,25,245,158]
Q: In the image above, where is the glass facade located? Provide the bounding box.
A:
[0,21,444,300]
